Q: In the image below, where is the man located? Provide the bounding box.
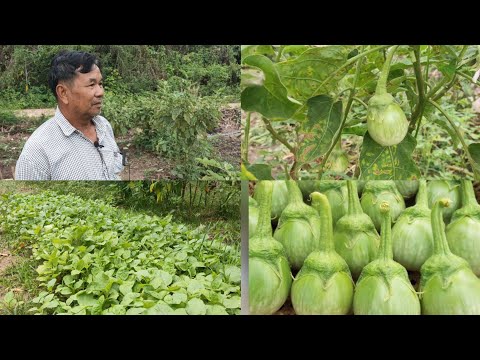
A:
[15,50,124,180]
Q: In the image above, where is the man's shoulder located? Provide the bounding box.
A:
[24,117,61,146]
[96,115,111,126]
[95,115,114,133]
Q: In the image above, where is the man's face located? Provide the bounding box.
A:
[65,65,104,119]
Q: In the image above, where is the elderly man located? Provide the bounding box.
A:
[15,50,123,180]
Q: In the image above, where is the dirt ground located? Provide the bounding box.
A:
[0,248,17,299]
[0,105,240,180]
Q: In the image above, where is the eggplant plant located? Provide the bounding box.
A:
[273,180,322,270]
[446,180,480,276]
[366,46,409,147]
[333,180,380,279]
[291,192,354,315]
[392,179,433,271]
[241,45,480,181]
[419,198,480,315]
[249,181,292,315]
[353,202,421,315]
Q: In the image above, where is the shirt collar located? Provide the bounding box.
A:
[54,107,106,140]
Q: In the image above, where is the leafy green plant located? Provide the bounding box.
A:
[0,291,25,315]
[241,45,480,181]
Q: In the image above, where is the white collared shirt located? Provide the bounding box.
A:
[15,107,123,180]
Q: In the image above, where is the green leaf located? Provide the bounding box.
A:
[206,305,229,315]
[468,143,480,176]
[120,292,140,306]
[144,303,174,315]
[4,291,14,303]
[173,308,188,315]
[76,291,98,306]
[102,305,126,315]
[224,265,241,285]
[164,292,187,305]
[158,271,173,287]
[63,275,74,286]
[47,278,56,290]
[245,164,273,180]
[223,296,241,309]
[119,281,134,296]
[241,67,265,89]
[186,298,207,315]
[126,308,145,315]
[469,143,480,164]
[438,57,457,81]
[343,124,367,136]
[241,45,275,59]
[241,55,300,120]
[187,279,205,295]
[89,272,110,292]
[150,277,166,290]
[282,45,310,56]
[175,251,188,261]
[297,95,343,164]
[276,46,350,101]
[359,133,420,180]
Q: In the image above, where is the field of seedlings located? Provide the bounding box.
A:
[0,183,240,315]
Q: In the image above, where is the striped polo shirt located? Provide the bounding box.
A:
[15,108,123,180]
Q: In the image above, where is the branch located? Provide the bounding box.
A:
[410,46,427,134]
[262,117,295,153]
[317,51,365,179]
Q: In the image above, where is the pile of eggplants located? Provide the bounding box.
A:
[249,179,480,315]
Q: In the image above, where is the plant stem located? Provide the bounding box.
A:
[457,71,480,86]
[431,198,451,256]
[416,179,429,208]
[254,181,274,240]
[379,202,393,261]
[346,180,363,216]
[310,192,334,252]
[242,112,251,164]
[317,51,365,180]
[430,46,468,102]
[262,117,295,153]
[353,97,368,109]
[275,46,285,62]
[410,46,427,134]
[289,45,390,121]
[428,99,479,180]
[376,45,399,95]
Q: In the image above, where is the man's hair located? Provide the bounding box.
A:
[48,50,101,99]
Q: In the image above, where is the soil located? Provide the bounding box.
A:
[0,104,240,180]
[0,248,17,299]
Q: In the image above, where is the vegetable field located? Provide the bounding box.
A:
[249,179,480,315]
[0,183,240,315]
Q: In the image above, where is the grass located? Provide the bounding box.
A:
[0,228,39,315]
